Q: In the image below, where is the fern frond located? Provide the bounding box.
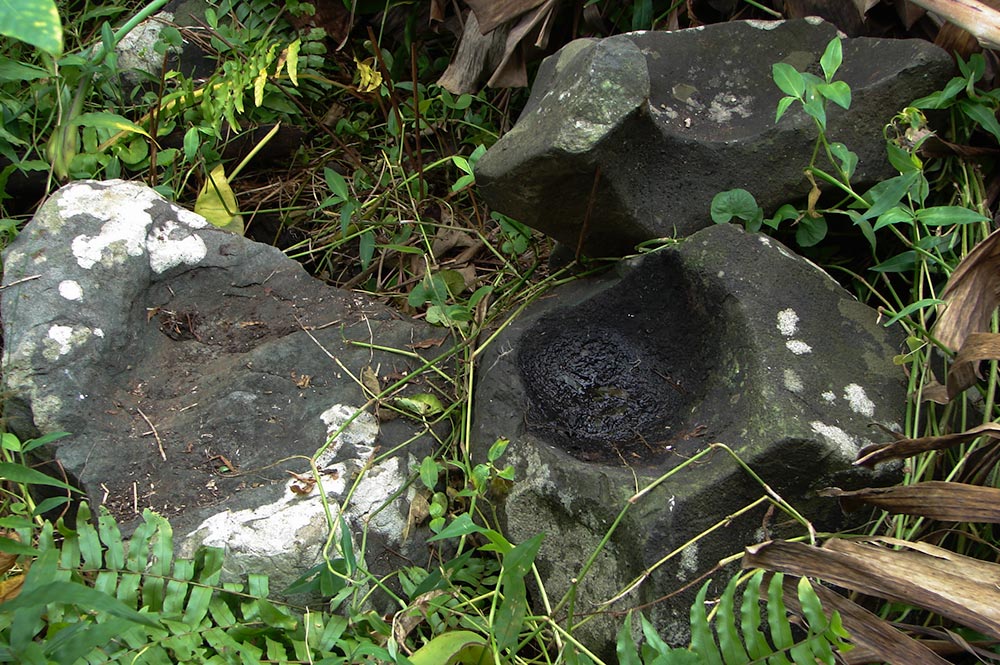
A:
[617,569,853,665]
[0,503,360,663]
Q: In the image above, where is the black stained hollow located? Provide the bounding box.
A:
[517,253,721,465]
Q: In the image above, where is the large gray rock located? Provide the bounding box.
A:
[1,180,443,595]
[472,223,905,654]
[475,19,953,256]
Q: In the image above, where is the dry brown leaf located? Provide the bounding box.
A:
[775,574,952,665]
[0,532,18,575]
[907,0,1000,49]
[465,0,547,34]
[487,0,559,89]
[819,481,1000,522]
[855,421,1000,467]
[744,538,1000,640]
[0,574,24,603]
[437,9,510,94]
[946,331,1000,400]
[933,226,1000,353]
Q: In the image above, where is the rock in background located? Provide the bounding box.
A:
[1,180,444,595]
[475,18,953,256]
[472,224,906,652]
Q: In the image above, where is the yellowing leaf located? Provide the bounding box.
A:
[284,39,300,86]
[354,56,382,93]
[73,111,151,139]
[195,164,244,234]
[394,394,444,417]
[254,67,267,107]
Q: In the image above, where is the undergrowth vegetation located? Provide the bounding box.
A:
[2,0,1000,663]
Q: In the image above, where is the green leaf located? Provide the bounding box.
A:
[710,189,760,225]
[881,298,944,326]
[0,57,49,82]
[0,0,62,56]
[0,462,76,491]
[451,155,472,175]
[795,216,827,247]
[717,574,749,664]
[395,393,444,417]
[916,205,989,226]
[324,167,350,201]
[819,38,842,82]
[419,456,440,489]
[488,438,509,463]
[959,99,1000,144]
[21,431,70,453]
[1,580,161,628]
[409,630,489,665]
[0,535,39,557]
[631,0,653,29]
[870,251,917,273]
[338,514,356,575]
[815,80,850,110]
[72,111,152,139]
[872,206,915,231]
[772,63,805,98]
[359,229,375,269]
[828,143,857,179]
[426,513,485,542]
[801,93,826,130]
[860,172,920,221]
[689,580,723,665]
[741,571,772,660]
[616,612,642,665]
[766,573,794,664]
[775,95,796,122]
[911,77,965,109]
[765,204,799,230]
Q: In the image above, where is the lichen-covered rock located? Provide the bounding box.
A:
[1,180,443,595]
[472,223,905,653]
[475,18,953,256]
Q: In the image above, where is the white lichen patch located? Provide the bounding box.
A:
[786,340,812,355]
[776,308,798,336]
[810,421,858,458]
[783,369,803,393]
[317,404,380,466]
[746,19,784,29]
[677,543,699,580]
[843,383,875,418]
[63,182,208,271]
[63,183,156,269]
[146,220,207,273]
[821,391,836,404]
[758,236,772,246]
[42,324,101,360]
[44,325,80,360]
[58,280,83,301]
[708,93,752,124]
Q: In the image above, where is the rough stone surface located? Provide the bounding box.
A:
[472,223,906,653]
[475,19,953,256]
[1,180,443,595]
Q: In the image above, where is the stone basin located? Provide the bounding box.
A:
[518,251,732,466]
[472,223,905,654]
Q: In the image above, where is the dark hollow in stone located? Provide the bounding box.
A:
[517,253,727,465]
